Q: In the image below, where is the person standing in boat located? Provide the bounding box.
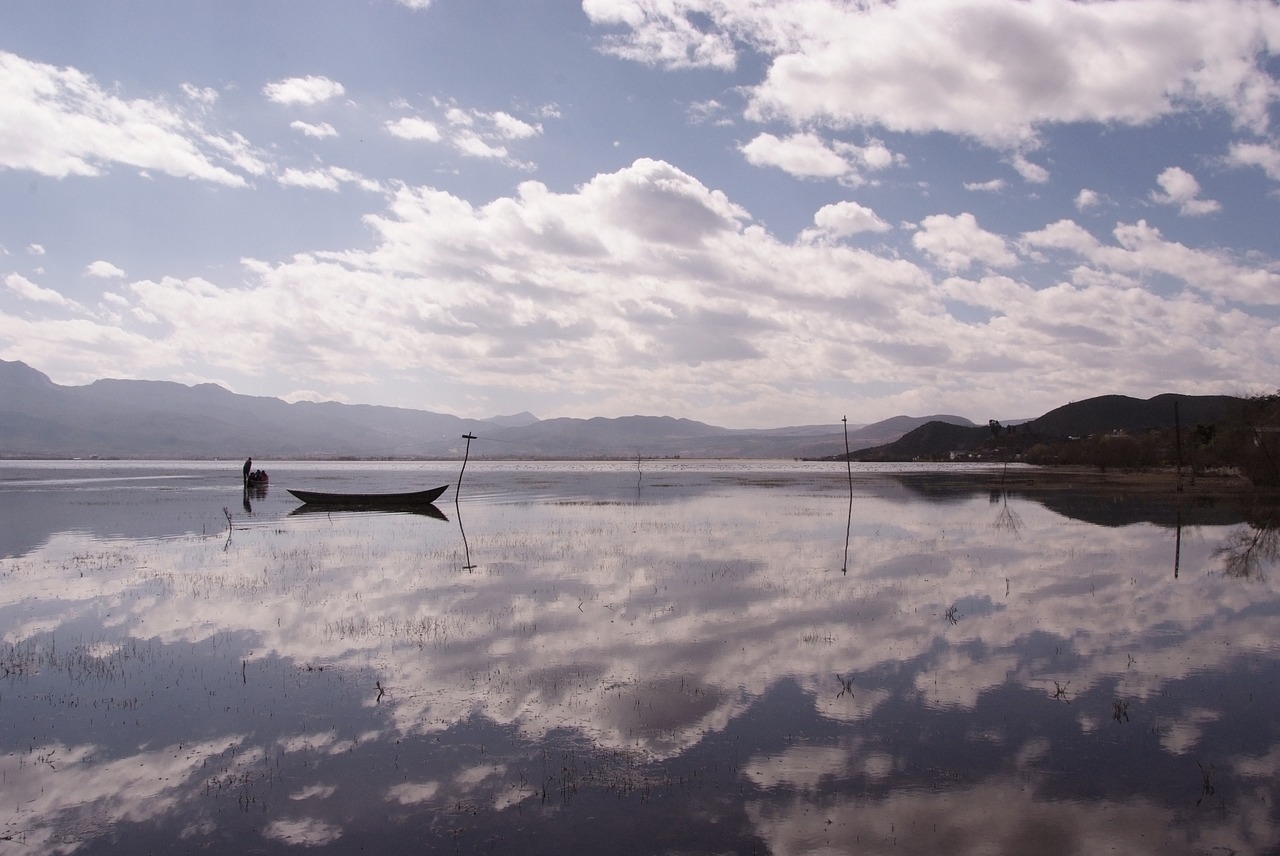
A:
[243,457,252,485]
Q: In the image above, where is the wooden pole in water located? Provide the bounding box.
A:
[457,433,476,501]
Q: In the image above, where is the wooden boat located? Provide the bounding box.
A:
[287,484,449,508]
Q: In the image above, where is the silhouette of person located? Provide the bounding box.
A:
[243,457,252,484]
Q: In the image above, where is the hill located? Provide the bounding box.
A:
[0,360,961,459]
[842,393,1242,463]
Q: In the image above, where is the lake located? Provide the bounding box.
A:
[1,459,1278,854]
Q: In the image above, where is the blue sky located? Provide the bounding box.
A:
[2,0,1279,427]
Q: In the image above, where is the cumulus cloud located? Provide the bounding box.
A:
[291,120,337,139]
[262,75,345,106]
[584,0,737,70]
[85,261,126,278]
[1228,141,1280,180]
[386,116,442,142]
[740,132,899,182]
[913,213,1019,272]
[5,273,81,309]
[589,0,1280,150]
[741,132,850,179]
[809,201,892,238]
[1151,166,1222,216]
[1075,189,1103,211]
[0,51,262,186]
[386,102,545,167]
[3,158,1277,426]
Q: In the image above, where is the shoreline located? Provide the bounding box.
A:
[991,464,1275,498]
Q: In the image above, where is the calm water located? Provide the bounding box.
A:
[1,460,1278,854]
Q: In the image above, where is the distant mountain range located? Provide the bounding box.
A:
[0,360,972,460]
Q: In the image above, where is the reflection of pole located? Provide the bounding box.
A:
[843,416,852,575]
[457,501,476,572]
[1174,508,1182,579]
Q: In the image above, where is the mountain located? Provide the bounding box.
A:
[843,393,1241,462]
[0,360,953,459]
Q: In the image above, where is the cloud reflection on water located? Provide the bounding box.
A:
[0,462,1278,853]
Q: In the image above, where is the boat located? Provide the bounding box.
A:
[286,484,449,508]
[246,470,269,486]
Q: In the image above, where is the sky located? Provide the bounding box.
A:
[2,0,1279,429]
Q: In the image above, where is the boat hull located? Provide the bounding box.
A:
[287,484,449,508]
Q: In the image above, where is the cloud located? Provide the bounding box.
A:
[584,0,738,70]
[277,166,380,192]
[1021,218,1280,305]
[0,51,260,186]
[1227,140,1280,180]
[262,75,345,106]
[740,132,851,179]
[809,201,892,238]
[3,159,1277,426]
[387,102,545,167]
[1074,189,1103,211]
[5,273,81,309]
[913,213,1018,271]
[590,1,1280,150]
[386,116,442,142]
[290,120,338,139]
[964,179,1006,193]
[740,132,899,182]
[85,261,126,278]
[1151,166,1222,216]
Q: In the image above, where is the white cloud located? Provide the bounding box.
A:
[1227,141,1280,180]
[584,0,738,70]
[964,179,1006,193]
[277,166,379,192]
[1075,189,1103,211]
[85,261,126,279]
[291,120,338,139]
[3,158,1277,426]
[740,132,850,179]
[1009,153,1050,184]
[490,111,540,140]
[913,213,1018,272]
[1022,218,1280,305]
[1151,166,1222,216]
[5,273,81,309]
[0,51,258,186]
[810,201,891,237]
[262,75,345,106]
[180,83,218,106]
[740,132,898,182]
[590,1,1280,150]
[387,103,545,167]
[386,116,442,142]
[27,244,45,256]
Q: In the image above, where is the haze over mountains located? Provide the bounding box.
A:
[0,360,970,460]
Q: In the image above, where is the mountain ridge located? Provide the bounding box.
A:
[0,360,968,459]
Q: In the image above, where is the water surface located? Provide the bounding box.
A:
[1,460,1277,854]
